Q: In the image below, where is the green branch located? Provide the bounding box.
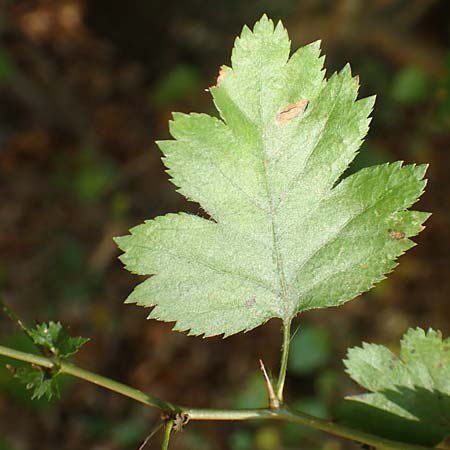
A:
[185,407,433,450]
[0,345,177,411]
[0,344,433,450]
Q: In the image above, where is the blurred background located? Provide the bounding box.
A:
[0,1,449,449]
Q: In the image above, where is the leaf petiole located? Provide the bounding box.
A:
[276,319,291,403]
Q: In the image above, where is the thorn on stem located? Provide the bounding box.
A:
[259,359,281,410]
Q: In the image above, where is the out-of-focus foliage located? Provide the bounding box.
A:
[436,53,450,127]
[391,65,430,104]
[289,324,332,375]
[0,49,17,82]
[152,64,203,107]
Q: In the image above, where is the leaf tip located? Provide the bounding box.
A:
[254,13,273,32]
[415,162,429,179]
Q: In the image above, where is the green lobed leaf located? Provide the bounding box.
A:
[340,328,450,446]
[14,366,60,401]
[116,15,429,337]
[29,321,89,358]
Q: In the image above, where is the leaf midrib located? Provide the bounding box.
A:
[256,68,344,321]
[257,74,289,321]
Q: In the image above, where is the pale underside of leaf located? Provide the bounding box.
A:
[115,15,429,337]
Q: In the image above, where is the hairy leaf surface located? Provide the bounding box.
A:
[340,328,450,446]
[116,16,428,337]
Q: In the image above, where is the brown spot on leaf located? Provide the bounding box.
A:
[216,66,227,85]
[275,99,309,124]
[245,296,256,308]
[389,230,406,240]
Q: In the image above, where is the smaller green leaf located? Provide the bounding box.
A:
[14,366,60,401]
[29,321,89,358]
[0,333,52,409]
[340,327,450,446]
